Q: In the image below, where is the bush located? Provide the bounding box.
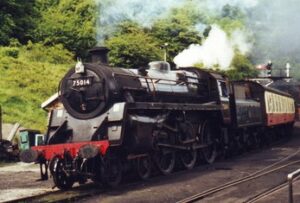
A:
[0,47,19,58]
[0,44,73,131]
[227,53,257,80]
[106,32,163,68]
[24,42,74,64]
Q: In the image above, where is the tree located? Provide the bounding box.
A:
[106,33,162,69]
[0,0,38,45]
[227,53,257,80]
[33,0,97,57]
[103,5,205,66]
[106,24,163,68]
[151,7,203,61]
[221,4,245,20]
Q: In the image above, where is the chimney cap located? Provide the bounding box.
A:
[88,46,110,64]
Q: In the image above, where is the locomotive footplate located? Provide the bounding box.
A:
[127,102,221,111]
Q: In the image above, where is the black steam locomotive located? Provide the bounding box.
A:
[20,47,296,190]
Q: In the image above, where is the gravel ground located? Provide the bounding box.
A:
[1,124,300,203]
[0,163,54,202]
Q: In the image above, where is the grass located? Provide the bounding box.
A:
[0,43,74,132]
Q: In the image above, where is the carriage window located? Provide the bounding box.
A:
[218,81,228,97]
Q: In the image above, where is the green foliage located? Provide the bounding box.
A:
[0,47,19,58]
[221,4,245,20]
[214,18,245,34]
[206,5,246,34]
[106,30,163,68]
[24,42,74,64]
[0,11,14,45]
[114,21,146,36]
[194,63,205,69]
[33,0,97,57]
[0,0,38,45]
[194,53,257,80]
[0,0,97,56]
[165,3,209,26]
[151,7,203,61]
[103,4,251,69]
[227,53,258,80]
[0,44,73,131]
[105,5,206,68]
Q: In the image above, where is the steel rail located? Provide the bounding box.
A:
[177,161,300,203]
[244,181,287,203]
[177,148,300,203]
[245,177,300,203]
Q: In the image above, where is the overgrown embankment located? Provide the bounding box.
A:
[0,43,74,131]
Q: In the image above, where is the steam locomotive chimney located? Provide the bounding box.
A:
[88,47,109,64]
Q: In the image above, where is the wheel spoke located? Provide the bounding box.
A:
[199,120,217,164]
[136,156,152,180]
[102,155,122,187]
[51,157,74,190]
[154,150,175,175]
[180,149,197,169]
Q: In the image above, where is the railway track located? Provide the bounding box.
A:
[177,148,300,203]
[6,145,300,203]
[244,177,300,203]
[244,181,287,203]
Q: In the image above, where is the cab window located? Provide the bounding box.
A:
[218,81,228,97]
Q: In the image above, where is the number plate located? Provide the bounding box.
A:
[72,77,92,87]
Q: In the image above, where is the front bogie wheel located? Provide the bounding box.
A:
[51,157,74,190]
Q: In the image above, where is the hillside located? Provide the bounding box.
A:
[1,0,300,132]
[0,43,74,131]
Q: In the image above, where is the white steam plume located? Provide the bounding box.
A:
[95,0,185,44]
[231,29,253,55]
[174,25,252,70]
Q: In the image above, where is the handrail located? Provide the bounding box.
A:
[115,71,201,86]
[287,168,300,203]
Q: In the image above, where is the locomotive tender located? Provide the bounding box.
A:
[20,47,296,189]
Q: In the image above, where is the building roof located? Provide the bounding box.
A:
[41,92,59,110]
